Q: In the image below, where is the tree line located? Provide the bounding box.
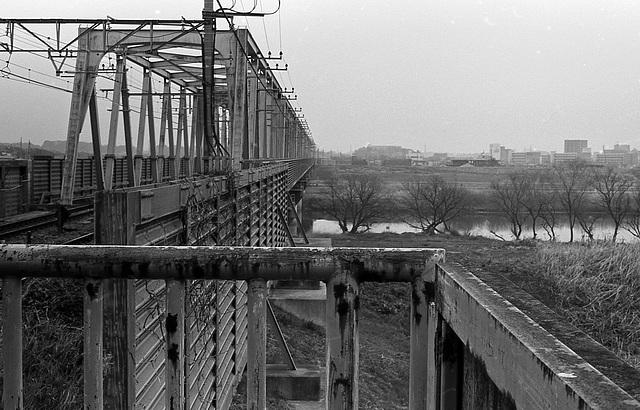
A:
[314,162,640,242]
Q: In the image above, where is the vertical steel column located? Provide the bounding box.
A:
[88,88,105,191]
[158,80,171,181]
[175,90,187,178]
[190,96,201,174]
[182,92,191,177]
[105,55,125,190]
[202,0,217,169]
[247,75,259,159]
[230,30,248,167]
[147,72,158,183]
[61,28,103,204]
[326,271,359,410]
[247,278,267,410]
[2,276,23,410]
[121,64,136,186]
[258,87,267,159]
[134,68,151,186]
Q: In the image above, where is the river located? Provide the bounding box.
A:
[311,213,640,242]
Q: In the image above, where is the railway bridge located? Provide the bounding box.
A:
[1,8,640,410]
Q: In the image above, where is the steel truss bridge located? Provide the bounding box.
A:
[2,11,640,410]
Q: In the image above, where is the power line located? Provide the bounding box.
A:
[2,71,72,93]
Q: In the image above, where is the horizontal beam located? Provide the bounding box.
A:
[0,245,444,282]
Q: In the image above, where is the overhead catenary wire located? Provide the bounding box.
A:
[3,11,310,148]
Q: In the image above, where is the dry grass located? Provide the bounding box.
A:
[0,278,85,409]
[536,242,640,370]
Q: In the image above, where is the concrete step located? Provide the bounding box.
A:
[267,364,321,402]
[269,284,327,327]
[287,367,326,410]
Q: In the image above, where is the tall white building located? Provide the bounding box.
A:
[489,143,502,160]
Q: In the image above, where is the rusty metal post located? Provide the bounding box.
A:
[326,271,359,410]
[84,278,104,410]
[247,278,267,409]
[166,279,186,410]
[3,276,23,410]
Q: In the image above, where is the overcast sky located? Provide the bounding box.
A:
[2,0,640,154]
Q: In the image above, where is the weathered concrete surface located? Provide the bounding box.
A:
[0,244,445,282]
[472,268,640,402]
[269,285,327,327]
[266,364,321,401]
[288,367,326,410]
[436,262,640,409]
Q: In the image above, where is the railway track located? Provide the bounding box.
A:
[61,233,94,245]
[0,203,94,239]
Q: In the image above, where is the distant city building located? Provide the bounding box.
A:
[489,143,502,160]
[447,158,499,167]
[596,146,639,167]
[614,144,631,152]
[564,139,588,154]
[500,147,512,165]
[595,152,624,167]
[406,151,426,165]
[353,145,410,161]
[553,152,579,165]
[512,151,542,166]
[579,147,593,162]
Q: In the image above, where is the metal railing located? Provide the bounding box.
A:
[1,245,639,409]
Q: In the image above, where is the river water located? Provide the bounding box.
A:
[311,214,640,242]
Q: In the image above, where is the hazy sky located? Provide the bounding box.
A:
[3,0,640,154]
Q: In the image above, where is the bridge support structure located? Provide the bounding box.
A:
[3,245,640,409]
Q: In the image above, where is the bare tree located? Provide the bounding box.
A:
[520,170,554,240]
[549,160,593,243]
[491,171,530,240]
[592,167,634,242]
[624,185,640,239]
[401,175,470,234]
[539,188,560,241]
[319,172,390,233]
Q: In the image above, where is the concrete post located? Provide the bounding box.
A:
[2,276,23,410]
[165,279,186,410]
[84,278,103,410]
[247,278,267,409]
[410,270,441,409]
[326,271,359,410]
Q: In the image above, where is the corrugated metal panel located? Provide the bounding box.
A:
[31,158,54,203]
[90,167,290,410]
[187,279,217,409]
[135,280,166,410]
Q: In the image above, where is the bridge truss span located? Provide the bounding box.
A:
[0,18,315,205]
